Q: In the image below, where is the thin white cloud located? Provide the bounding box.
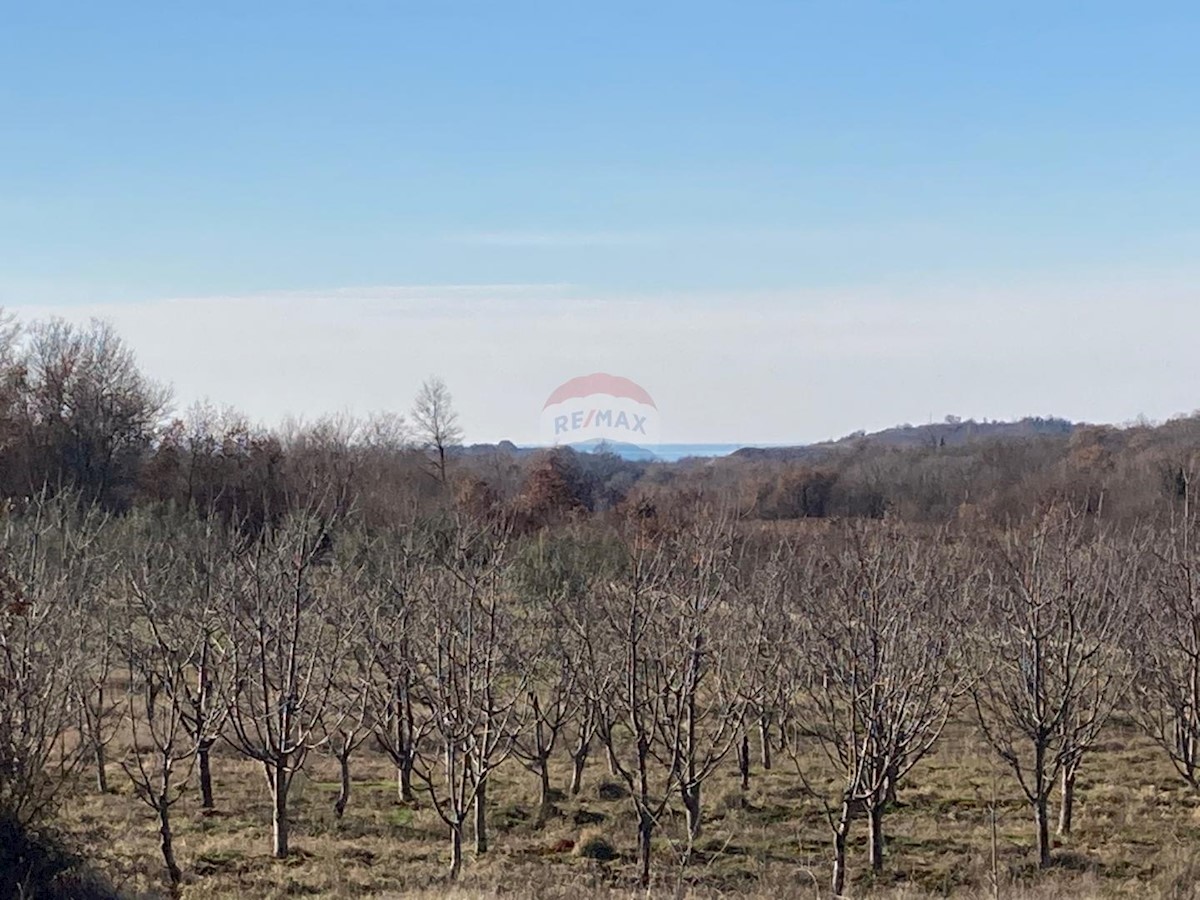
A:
[445,222,956,250]
[9,269,1200,444]
[447,231,663,247]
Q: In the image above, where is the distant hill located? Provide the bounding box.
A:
[457,439,531,457]
[568,438,658,461]
[454,417,1082,463]
[730,416,1078,462]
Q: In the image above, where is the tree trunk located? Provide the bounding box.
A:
[398,760,414,803]
[832,809,850,897]
[448,821,463,879]
[158,797,181,888]
[270,760,290,859]
[867,802,885,873]
[738,731,751,791]
[1035,793,1051,869]
[569,744,588,796]
[474,775,488,854]
[606,740,619,776]
[94,740,108,793]
[393,681,417,803]
[198,739,215,810]
[637,812,653,888]
[538,758,551,810]
[683,782,702,842]
[195,650,215,811]
[758,714,772,771]
[335,751,351,819]
[1057,762,1078,836]
[535,757,555,827]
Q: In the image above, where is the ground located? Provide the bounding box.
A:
[61,716,1200,899]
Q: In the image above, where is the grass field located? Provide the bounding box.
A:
[57,713,1200,899]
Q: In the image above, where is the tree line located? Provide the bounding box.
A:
[1,310,1199,537]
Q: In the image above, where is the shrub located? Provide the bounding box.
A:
[573,829,617,862]
[596,781,627,801]
[0,814,119,900]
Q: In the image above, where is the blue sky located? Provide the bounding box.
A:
[2,2,1199,442]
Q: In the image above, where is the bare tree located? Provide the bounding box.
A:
[20,318,169,510]
[784,525,973,895]
[1054,528,1136,836]
[972,510,1130,868]
[222,511,346,858]
[739,542,794,793]
[566,696,602,796]
[510,664,576,818]
[72,577,120,795]
[366,530,430,804]
[0,495,86,829]
[319,543,374,820]
[115,508,231,812]
[411,376,463,485]
[662,515,755,852]
[1133,474,1200,790]
[595,524,683,888]
[508,529,605,811]
[175,517,229,812]
[118,535,225,890]
[46,499,118,795]
[409,514,523,878]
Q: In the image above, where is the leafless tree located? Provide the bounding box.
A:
[118,532,225,890]
[174,517,229,812]
[521,530,624,798]
[1052,528,1136,836]
[566,696,602,796]
[972,510,1130,867]
[595,524,683,888]
[46,500,118,795]
[1133,473,1200,790]
[318,542,374,820]
[411,376,463,486]
[508,530,604,811]
[19,318,169,509]
[785,525,974,895]
[221,510,347,858]
[366,530,430,804]
[408,514,523,878]
[72,575,121,795]
[737,541,794,792]
[0,495,86,828]
[662,515,755,851]
[510,662,576,817]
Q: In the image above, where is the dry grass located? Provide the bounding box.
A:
[59,716,1200,899]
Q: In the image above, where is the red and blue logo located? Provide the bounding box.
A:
[539,373,661,448]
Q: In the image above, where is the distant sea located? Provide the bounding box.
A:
[517,442,751,462]
[640,443,746,461]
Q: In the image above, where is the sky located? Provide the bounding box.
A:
[1,1,1198,444]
